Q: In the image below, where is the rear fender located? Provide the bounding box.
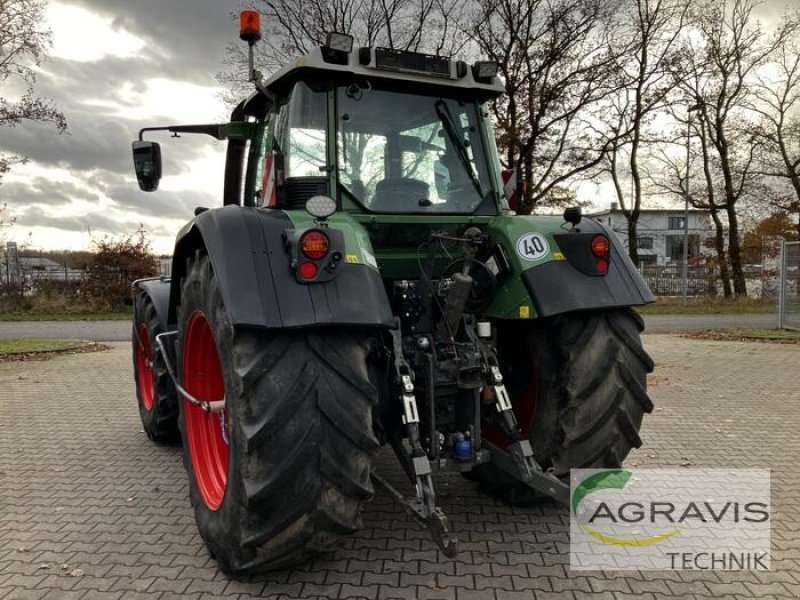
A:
[484,215,654,319]
[168,205,394,329]
[132,277,171,331]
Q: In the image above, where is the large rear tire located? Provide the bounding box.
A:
[177,253,379,574]
[472,308,654,504]
[132,292,179,443]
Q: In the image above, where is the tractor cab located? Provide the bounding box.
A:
[266,78,500,216]
[247,44,506,219]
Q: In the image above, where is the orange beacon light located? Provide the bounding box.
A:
[240,10,261,43]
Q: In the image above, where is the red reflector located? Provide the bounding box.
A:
[300,231,329,260]
[591,235,610,257]
[597,258,609,275]
[299,261,318,280]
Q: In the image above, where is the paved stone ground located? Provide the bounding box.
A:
[0,336,798,600]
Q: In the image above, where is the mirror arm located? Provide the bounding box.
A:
[138,124,226,141]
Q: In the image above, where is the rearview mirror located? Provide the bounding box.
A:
[132,140,162,192]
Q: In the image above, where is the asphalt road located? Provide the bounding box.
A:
[641,312,776,333]
[0,312,779,341]
[0,320,132,342]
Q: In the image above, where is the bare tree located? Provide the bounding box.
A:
[0,203,14,244]
[469,0,635,211]
[647,113,735,297]
[750,32,800,236]
[681,0,800,296]
[0,0,66,183]
[603,0,690,263]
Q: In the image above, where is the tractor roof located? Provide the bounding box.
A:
[263,47,504,101]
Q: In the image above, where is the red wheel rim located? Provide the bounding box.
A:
[135,324,155,412]
[482,378,537,448]
[482,335,537,449]
[183,311,229,511]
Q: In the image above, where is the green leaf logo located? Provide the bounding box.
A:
[572,470,681,547]
[572,470,632,516]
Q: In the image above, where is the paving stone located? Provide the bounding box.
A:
[377,584,415,600]
[109,577,156,593]
[399,572,438,587]
[744,581,799,597]
[330,583,376,600]
[628,579,672,595]
[40,591,85,600]
[2,589,48,600]
[80,592,124,600]
[438,574,474,588]
[531,593,577,600]
[363,572,400,587]
[119,592,163,600]
[415,586,457,600]
[183,579,228,595]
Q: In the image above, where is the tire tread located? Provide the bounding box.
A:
[133,292,179,443]
[178,254,378,574]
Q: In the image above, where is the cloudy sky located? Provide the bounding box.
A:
[0,1,789,254]
[2,0,242,254]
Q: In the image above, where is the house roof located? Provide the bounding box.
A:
[19,257,62,269]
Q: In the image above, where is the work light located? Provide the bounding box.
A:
[472,61,499,80]
[325,32,354,53]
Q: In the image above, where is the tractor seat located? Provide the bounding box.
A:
[371,177,430,212]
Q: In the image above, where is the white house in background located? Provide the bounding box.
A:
[588,203,716,267]
[1,242,86,284]
[158,256,172,277]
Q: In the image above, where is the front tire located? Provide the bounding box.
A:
[177,253,379,574]
[473,308,654,503]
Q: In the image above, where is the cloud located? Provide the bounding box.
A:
[107,185,217,221]
[66,0,242,84]
[16,205,143,234]
[0,105,220,177]
[1,116,137,175]
[0,0,245,251]
[48,3,146,63]
[0,178,100,208]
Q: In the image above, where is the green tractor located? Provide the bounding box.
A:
[131,12,654,574]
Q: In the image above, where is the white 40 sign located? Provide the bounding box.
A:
[516,232,550,261]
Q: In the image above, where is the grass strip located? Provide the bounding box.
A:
[0,339,85,355]
[0,310,130,322]
[637,298,774,315]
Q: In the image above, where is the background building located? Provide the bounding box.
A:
[2,242,86,285]
[589,203,716,268]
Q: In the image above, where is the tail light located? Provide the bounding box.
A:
[299,261,319,280]
[300,231,329,260]
[591,235,610,275]
[288,228,344,283]
[591,235,610,257]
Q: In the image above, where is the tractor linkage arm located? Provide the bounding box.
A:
[369,321,459,557]
[370,234,569,558]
